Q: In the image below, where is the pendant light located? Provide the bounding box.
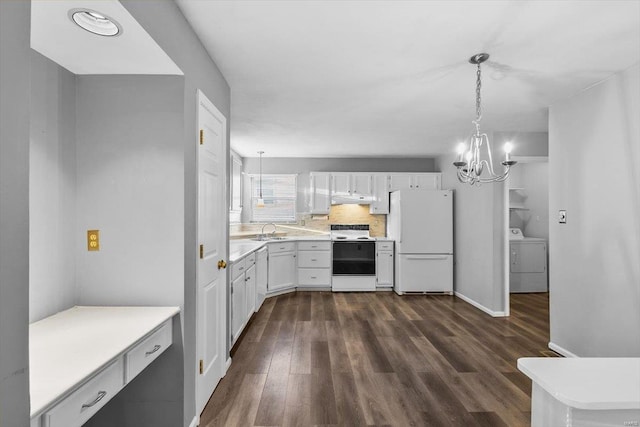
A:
[453,53,517,185]
[256,151,265,208]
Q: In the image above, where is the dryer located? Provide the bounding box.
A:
[509,228,548,293]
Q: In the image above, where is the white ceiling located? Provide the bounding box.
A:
[176,0,640,158]
[31,0,182,75]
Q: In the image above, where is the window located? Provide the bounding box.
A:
[250,174,297,222]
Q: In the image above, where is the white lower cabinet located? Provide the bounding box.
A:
[245,264,256,317]
[231,254,257,345]
[44,359,124,427]
[255,248,268,310]
[376,241,394,288]
[268,243,297,292]
[125,322,172,382]
[297,241,331,289]
[231,273,246,343]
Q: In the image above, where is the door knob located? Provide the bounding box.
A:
[218,260,227,270]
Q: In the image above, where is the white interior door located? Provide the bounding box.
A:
[196,90,227,414]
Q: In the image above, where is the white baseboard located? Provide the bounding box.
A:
[189,415,199,427]
[265,287,296,298]
[224,357,232,375]
[455,292,507,317]
[548,341,578,358]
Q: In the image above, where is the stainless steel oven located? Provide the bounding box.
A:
[332,241,375,276]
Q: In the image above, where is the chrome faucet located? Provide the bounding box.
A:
[261,223,277,238]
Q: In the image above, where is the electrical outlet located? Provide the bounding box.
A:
[558,210,567,224]
[87,230,100,251]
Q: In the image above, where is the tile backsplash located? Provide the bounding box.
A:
[230,204,386,238]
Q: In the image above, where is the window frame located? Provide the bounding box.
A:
[248,173,298,223]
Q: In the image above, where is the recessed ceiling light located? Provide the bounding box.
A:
[69,8,122,37]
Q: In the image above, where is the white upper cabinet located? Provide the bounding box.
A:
[331,173,351,195]
[413,173,441,190]
[389,173,441,191]
[370,174,390,214]
[351,173,373,197]
[389,173,414,191]
[309,172,331,214]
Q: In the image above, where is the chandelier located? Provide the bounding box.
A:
[453,53,516,185]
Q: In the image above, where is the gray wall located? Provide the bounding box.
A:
[75,76,184,308]
[494,131,549,157]
[549,63,640,357]
[241,157,436,221]
[0,1,31,425]
[29,51,78,323]
[119,2,231,425]
[437,152,506,313]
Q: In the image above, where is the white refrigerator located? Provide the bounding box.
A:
[387,190,453,294]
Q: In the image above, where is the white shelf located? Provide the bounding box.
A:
[509,203,529,210]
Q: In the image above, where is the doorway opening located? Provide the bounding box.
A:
[504,156,549,321]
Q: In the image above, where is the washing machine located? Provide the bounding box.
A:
[509,228,548,293]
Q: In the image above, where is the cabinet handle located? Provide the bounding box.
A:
[82,391,107,409]
[311,276,317,279]
[311,245,317,248]
[239,266,244,271]
[145,344,161,356]
[246,276,251,281]
[280,247,285,249]
[311,258,317,261]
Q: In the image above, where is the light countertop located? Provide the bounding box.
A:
[30,306,180,417]
[517,357,640,410]
[230,235,394,262]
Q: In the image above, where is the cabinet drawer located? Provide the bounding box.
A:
[231,259,246,280]
[376,241,394,251]
[297,241,331,251]
[44,359,124,427]
[125,321,172,383]
[268,241,296,254]
[298,268,331,286]
[245,252,256,266]
[297,251,331,268]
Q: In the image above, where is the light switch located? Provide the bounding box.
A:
[558,210,567,224]
[87,230,100,251]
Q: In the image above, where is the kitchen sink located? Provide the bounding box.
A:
[251,235,287,241]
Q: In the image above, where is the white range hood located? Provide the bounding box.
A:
[331,194,374,205]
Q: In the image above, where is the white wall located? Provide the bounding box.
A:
[73,75,185,427]
[75,76,184,308]
[29,51,78,323]
[117,2,231,424]
[549,63,640,357]
[436,131,549,315]
[0,1,31,425]
[437,153,506,314]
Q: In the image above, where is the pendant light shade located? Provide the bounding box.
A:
[257,151,265,208]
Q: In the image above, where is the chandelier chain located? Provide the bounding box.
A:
[475,63,482,122]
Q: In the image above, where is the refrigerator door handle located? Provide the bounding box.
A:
[406,255,449,260]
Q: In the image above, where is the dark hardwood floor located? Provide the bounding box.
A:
[200,291,553,426]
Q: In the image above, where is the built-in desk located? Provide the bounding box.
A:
[30,306,180,427]
[518,357,640,427]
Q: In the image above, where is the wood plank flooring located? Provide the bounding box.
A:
[200,292,553,426]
